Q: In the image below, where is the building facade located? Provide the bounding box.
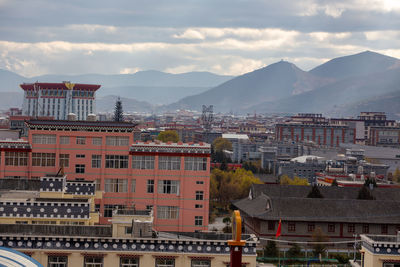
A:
[0,120,211,232]
[275,123,355,147]
[21,82,100,120]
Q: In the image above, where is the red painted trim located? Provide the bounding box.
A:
[129,151,210,157]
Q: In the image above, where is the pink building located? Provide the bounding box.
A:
[0,120,211,232]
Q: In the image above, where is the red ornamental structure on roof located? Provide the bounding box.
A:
[21,82,101,121]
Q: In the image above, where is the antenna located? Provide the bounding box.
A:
[201,105,213,132]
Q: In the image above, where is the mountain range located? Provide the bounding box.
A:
[166,51,400,119]
[1,51,400,118]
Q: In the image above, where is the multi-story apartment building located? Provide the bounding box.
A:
[0,119,211,232]
[369,126,400,147]
[21,82,100,120]
[275,123,355,147]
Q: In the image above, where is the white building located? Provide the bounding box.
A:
[21,82,100,120]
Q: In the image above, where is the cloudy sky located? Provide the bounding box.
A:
[1,0,400,77]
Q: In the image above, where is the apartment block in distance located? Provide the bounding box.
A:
[21,82,100,120]
[0,119,211,232]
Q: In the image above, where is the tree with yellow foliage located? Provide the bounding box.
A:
[280,175,309,185]
[393,168,400,183]
[210,168,262,210]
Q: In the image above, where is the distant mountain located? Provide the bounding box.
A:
[310,51,400,80]
[0,92,23,111]
[168,61,332,112]
[247,65,400,114]
[96,95,153,113]
[334,90,400,120]
[0,70,232,105]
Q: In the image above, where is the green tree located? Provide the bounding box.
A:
[331,179,338,186]
[263,240,278,257]
[157,130,179,142]
[113,97,124,122]
[357,185,375,200]
[312,227,328,257]
[307,184,324,198]
[212,138,232,152]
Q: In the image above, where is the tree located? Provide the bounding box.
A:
[157,130,179,142]
[263,240,278,257]
[312,227,328,257]
[280,175,309,186]
[331,179,338,186]
[393,168,400,182]
[210,168,262,210]
[212,138,232,152]
[364,178,377,189]
[113,97,123,122]
[307,184,324,198]
[287,243,302,259]
[357,185,375,200]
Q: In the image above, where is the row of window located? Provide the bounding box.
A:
[3,152,208,172]
[48,256,210,267]
[102,178,204,199]
[269,221,391,234]
[33,135,129,146]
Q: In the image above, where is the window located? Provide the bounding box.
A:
[105,179,128,193]
[382,224,388,234]
[185,157,207,171]
[196,181,204,185]
[95,204,100,213]
[131,179,136,193]
[195,204,203,209]
[125,227,132,235]
[147,180,154,193]
[268,221,275,231]
[156,258,174,267]
[32,134,56,144]
[5,152,28,166]
[59,154,69,167]
[76,154,85,158]
[158,180,180,195]
[92,155,102,168]
[157,206,179,219]
[288,222,296,232]
[105,155,128,169]
[60,136,70,145]
[348,223,355,233]
[308,223,315,232]
[92,137,102,146]
[158,156,180,170]
[84,257,103,267]
[132,155,155,169]
[362,224,369,234]
[32,153,56,167]
[103,204,126,218]
[75,164,85,174]
[106,136,129,146]
[146,205,153,211]
[328,223,335,233]
[191,260,210,267]
[196,191,204,200]
[120,257,139,267]
[95,179,101,191]
[76,137,86,145]
[48,256,68,267]
[195,216,203,226]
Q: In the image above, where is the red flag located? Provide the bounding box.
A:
[275,219,282,238]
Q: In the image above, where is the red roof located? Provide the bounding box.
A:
[20,82,101,91]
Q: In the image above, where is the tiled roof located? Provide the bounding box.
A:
[234,194,400,224]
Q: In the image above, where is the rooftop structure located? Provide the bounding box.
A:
[21,82,101,120]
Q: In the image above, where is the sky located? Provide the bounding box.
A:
[1,0,400,77]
